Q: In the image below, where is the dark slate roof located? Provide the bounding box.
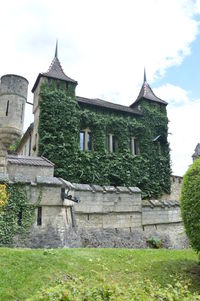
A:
[77,96,142,116]
[130,81,167,107]
[7,155,54,167]
[42,57,77,84]
[32,51,77,92]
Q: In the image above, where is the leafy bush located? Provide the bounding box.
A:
[147,236,162,249]
[181,157,200,253]
[0,183,9,209]
[26,278,200,301]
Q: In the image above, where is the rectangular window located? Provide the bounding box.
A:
[106,135,110,150]
[28,135,32,156]
[6,100,9,116]
[17,208,22,226]
[80,130,92,151]
[112,135,117,152]
[37,207,42,226]
[130,137,139,155]
[106,134,117,152]
[87,132,92,151]
[80,131,85,150]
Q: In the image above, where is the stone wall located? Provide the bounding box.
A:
[68,182,188,249]
[160,175,182,201]
[2,169,187,249]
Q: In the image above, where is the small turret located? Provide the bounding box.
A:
[0,74,28,173]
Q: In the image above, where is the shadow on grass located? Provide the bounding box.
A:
[148,258,200,292]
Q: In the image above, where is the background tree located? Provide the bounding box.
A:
[181,157,200,258]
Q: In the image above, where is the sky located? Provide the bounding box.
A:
[0,0,200,176]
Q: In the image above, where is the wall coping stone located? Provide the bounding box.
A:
[116,186,131,193]
[103,186,117,193]
[73,183,93,191]
[59,178,75,190]
[36,176,63,186]
[142,199,180,208]
[128,187,141,193]
[90,184,104,192]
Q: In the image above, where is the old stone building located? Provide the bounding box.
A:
[0,47,187,249]
[17,46,170,199]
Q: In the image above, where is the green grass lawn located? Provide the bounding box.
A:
[0,248,199,300]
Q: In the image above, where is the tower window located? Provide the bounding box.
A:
[37,207,42,226]
[6,100,9,116]
[21,103,24,122]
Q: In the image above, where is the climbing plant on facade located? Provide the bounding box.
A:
[38,82,171,198]
[0,183,40,246]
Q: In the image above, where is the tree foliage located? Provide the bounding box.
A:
[181,157,200,253]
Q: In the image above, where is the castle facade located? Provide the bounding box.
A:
[17,46,171,198]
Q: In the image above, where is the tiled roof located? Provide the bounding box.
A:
[7,155,54,167]
[42,57,77,84]
[32,50,77,92]
[77,96,142,115]
[131,81,167,107]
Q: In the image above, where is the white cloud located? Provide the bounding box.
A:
[168,100,200,176]
[154,83,200,176]
[154,84,190,106]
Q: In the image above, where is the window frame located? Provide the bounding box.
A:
[130,137,139,155]
[80,128,92,151]
[106,134,118,153]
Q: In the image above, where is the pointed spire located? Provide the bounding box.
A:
[144,67,147,82]
[129,68,167,107]
[55,40,58,58]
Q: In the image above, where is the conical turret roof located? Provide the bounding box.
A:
[130,69,167,107]
[32,43,77,92]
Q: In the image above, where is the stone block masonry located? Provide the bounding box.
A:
[69,182,188,249]
[1,158,187,249]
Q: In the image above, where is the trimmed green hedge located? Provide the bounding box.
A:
[181,157,200,253]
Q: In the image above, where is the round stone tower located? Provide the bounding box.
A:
[0,74,28,173]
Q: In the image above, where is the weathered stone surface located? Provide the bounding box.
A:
[0,172,9,182]
[73,183,92,191]
[4,174,188,250]
[36,176,62,186]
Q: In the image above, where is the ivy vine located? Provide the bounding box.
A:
[38,82,171,198]
[0,183,41,246]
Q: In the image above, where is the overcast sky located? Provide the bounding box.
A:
[1,0,200,176]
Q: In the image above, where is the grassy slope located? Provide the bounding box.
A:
[0,248,199,301]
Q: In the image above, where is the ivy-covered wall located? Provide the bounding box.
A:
[0,183,39,246]
[38,82,171,198]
